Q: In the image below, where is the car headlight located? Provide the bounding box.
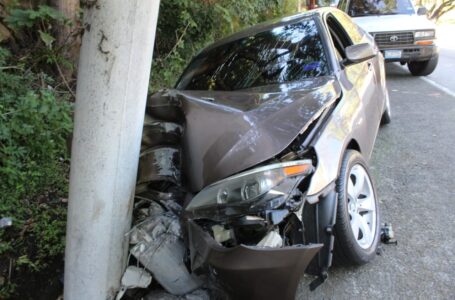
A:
[185,160,313,216]
[414,30,435,39]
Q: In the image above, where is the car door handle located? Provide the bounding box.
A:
[367,62,373,71]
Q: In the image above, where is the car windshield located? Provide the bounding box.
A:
[348,0,415,17]
[176,18,329,91]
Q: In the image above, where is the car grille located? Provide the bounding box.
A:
[373,31,414,48]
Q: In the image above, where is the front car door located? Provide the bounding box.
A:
[332,10,387,113]
[323,11,382,160]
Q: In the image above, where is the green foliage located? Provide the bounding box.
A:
[150,0,300,91]
[5,5,67,29]
[3,3,72,80]
[38,30,56,48]
[0,47,72,297]
[5,4,66,48]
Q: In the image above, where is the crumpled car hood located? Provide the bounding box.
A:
[148,76,341,192]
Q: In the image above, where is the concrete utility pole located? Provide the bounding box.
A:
[64,1,160,299]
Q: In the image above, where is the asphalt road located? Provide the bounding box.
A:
[297,60,455,299]
[426,25,455,96]
[425,47,455,96]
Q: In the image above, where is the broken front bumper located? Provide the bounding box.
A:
[187,220,322,300]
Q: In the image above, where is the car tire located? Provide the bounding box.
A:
[333,150,380,266]
[381,107,391,125]
[380,94,391,125]
[408,55,438,76]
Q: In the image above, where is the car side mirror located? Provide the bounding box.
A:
[417,7,427,16]
[343,43,377,66]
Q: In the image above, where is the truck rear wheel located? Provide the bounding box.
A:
[408,55,438,76]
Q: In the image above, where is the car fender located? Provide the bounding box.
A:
[306,80,376,200]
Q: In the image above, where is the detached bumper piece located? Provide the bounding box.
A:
[187,220,322,300]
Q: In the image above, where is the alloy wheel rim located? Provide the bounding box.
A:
[347,164,377,249]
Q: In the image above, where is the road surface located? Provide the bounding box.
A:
[424,47,455,96]
[415,25,455,97]
[297,52,455,299]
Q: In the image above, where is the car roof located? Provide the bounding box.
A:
[198,8,338,55]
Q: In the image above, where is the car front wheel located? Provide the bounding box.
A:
[408,55,438,76]
[333,150,380,265]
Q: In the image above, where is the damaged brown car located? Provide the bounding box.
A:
[131,8,391,300]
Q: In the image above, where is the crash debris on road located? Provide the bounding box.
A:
[0,217,12,229]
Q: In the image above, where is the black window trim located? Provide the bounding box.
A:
[313,15,338,76]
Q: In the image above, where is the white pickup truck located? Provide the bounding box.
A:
[338,0,438,76]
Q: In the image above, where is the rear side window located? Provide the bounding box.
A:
[176,18,329,91]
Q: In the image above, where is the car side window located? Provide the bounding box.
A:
[332,11,364,44]
[326,15,352,60]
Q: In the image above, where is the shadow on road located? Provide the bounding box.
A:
[385,62,413,78]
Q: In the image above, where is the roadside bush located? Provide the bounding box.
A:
[0,46,72,298]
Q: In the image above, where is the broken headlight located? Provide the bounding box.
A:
[185,160,313,219]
